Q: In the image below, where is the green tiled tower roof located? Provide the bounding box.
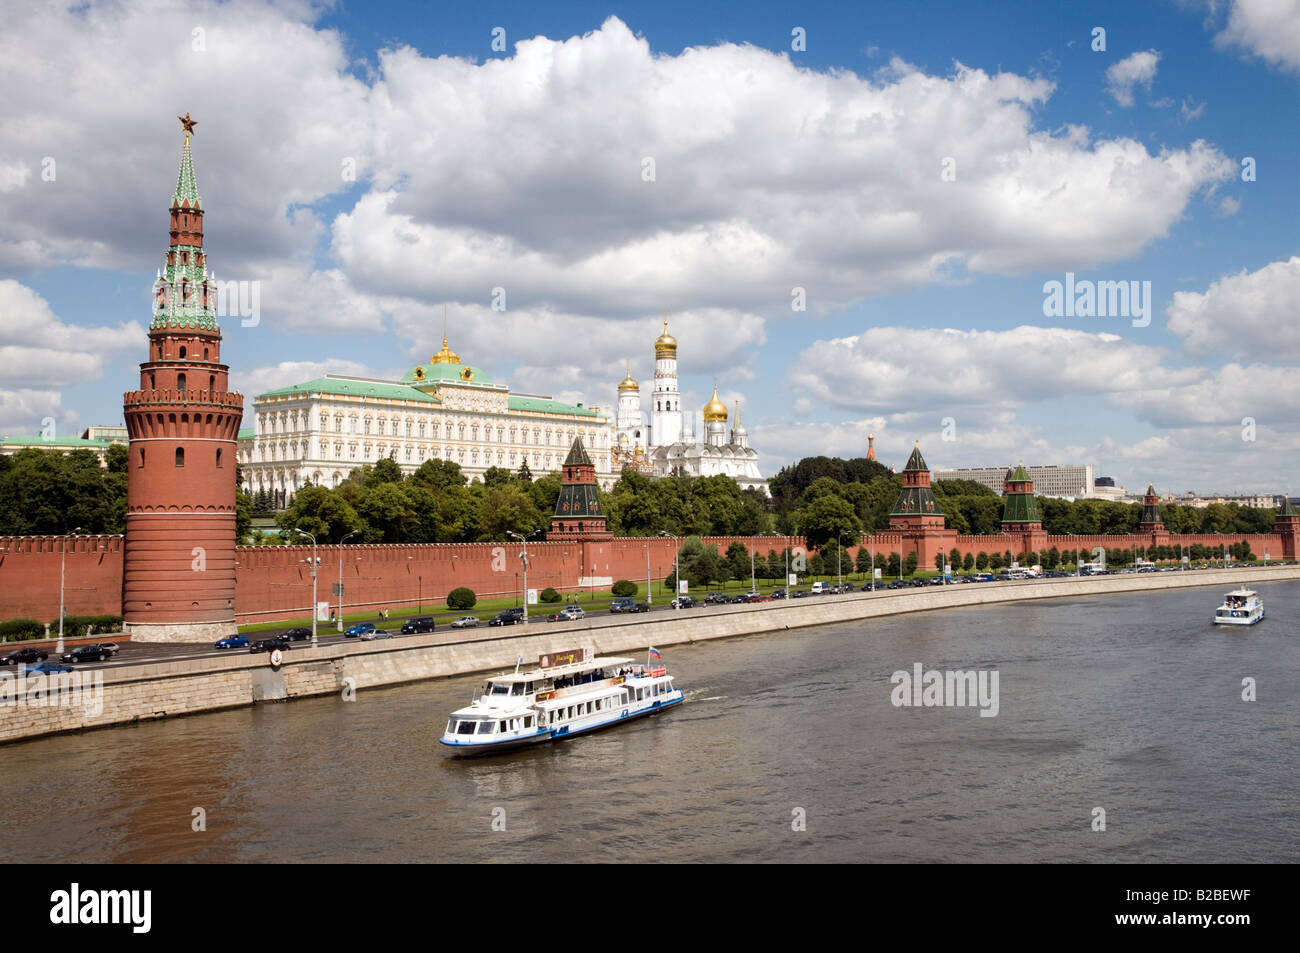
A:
[902,444,928,472]
[152,129,216,332]
[1002,461,1042,525]
[890,442,942,517]
[174,134,201,207]
[563,436,593,467]
[1140,483,1163,526]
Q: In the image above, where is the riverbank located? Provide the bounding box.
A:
[2,565,1296,745]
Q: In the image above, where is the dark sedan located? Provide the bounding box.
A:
[61,643,116,663]
[1,647,48,666]
[281,627,313,641]
[249,638,291,654]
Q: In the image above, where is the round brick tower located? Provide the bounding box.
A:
[122,116,244,642]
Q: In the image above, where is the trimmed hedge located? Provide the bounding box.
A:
[539,587,562,603]
[611,579,637,597]
[43,615,124,639]
[447,587,477,610]
[0,618,46,641]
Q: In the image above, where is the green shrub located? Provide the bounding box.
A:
[611,579,637,597]
[446,587,477,610]
[0,618,46,641]
[540,587,562,603]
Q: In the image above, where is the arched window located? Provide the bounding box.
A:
[203,347,209,360]
[175,447,185,467]
[138,448,145,468]
[209,374,215,390]
[216,448,223,468]
[179,346,186,359]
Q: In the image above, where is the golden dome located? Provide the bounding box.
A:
[654,319,677,355]
[618,360,639,391]
[703,384,728,422]
[634,444,645,456]
[430,335,461,365]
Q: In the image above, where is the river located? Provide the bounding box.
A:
[2,581,1296,863]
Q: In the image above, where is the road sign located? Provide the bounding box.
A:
[527,588,538,605]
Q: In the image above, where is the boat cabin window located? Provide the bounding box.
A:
[511,683,525,696]
[487,682,510,696]
[476,721,495,735]
[455,720,475,735]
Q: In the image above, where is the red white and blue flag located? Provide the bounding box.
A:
[648,647,662,659]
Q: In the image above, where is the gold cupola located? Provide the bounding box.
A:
[618,360,639,391]
[703,384,728,422]
[430,334,461,365]
[654,319,678,356]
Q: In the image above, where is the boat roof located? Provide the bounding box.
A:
[1225,588,1257,597]
[488,656,634,684]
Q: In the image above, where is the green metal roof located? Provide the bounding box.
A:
[259,377,440,403]
[401,363,494,385]
[563,437,592,467]
[509,395,599,417]
[237,428,254,440]
[174,135,201,207]
[1009,463,1031,482]
[902,444,928,472]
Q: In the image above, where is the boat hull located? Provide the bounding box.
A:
[1212,609,1265,626]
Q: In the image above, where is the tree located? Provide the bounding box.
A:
[477,485,543,541]
[962,552,974,572]
[692,546,726,587]
[886,552,901,578]
[903,552,917,576]
[447,587,477,609]
[949,547,961,572]
[516,460,533,482]
[934,552,945,571]
[989,552,1003,570]
[798,494,862,549]
[235,489,254,543]
[725,541,751,587]
[410,458,466,491]
[855,547,872,576]
[356,482,418,542]
[1047,546,1060,569]
[540,587,562,603]
[365,457,404,488]
[276,484,364,543]
[611,579,637,597]
[976,551,988,570]
[481,466,513,488]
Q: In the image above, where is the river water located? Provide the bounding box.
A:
[2,582,1296,863]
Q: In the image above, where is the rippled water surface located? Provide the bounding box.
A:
[2,582,1296,862]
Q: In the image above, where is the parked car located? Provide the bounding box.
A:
[450,616,478,629]
[281,627,313,641]
[791,589,810,598]
[0,647,48,666]
[345,623,377,638]
[214,634,249,650]
[27,661,74,675]
[770,588,787,599]
[61,643,117,663]
[609,598,636,613]
[400,616,437,634]
[249,637,290,654]
[704,593,728,605]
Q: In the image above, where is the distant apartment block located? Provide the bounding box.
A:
[933,464,1095,499]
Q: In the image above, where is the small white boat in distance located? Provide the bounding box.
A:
[1213,588,1264,626]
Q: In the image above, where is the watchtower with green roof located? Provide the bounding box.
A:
[1001,462,1043,531]
[1139,483,1164,531]
[550,437,611,539]
[1272,496,1298,560]
[889,442,946,531]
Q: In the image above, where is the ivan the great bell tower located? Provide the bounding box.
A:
[122,115,244,642]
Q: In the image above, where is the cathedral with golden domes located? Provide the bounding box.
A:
[611,321,768,494]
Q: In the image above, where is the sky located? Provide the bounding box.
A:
[1,0,1297,495]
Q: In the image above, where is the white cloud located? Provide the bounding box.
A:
[0,388,65,439]
[1215,0,1300,72]
[1166,257,1300,360]
[1105,50,1161,107]
[231,358,376,413]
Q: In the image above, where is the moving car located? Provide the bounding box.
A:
[400,616,437,634]
[281,627,313,641]
[357,628,392,641]
[345,622,377,638]
[670,595,698,609]
[489,609,526,626]
[61,643,118,663]
[0,647,48,666]
[450,616,478,629]
[547,606,586,622]
[214,634,249,650]
[628,603,650,613]
[608,598,636,613]
[26,661,74,675]
[249,637,290,654]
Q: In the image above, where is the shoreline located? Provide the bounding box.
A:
[2,565,1296,746]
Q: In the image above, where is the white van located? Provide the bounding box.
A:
[810,581,830,594]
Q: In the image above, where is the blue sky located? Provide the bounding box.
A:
[1,0,1297,493]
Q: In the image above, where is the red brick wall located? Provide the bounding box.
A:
[0,536,124,621]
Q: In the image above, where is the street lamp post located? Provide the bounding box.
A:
[645,540,653,605]
[58,526,82,655]
[658,531,679,604]
[294,529,320,648]
[837,531,844,590]
[337,530,358,631]
[507,530,540,623]
[870,533,876,591]
[750,546,756,594]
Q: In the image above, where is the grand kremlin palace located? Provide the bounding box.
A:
[237,336,613,502]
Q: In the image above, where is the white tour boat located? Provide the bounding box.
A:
[1213,588,1265,626]
[439,646,685,755]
